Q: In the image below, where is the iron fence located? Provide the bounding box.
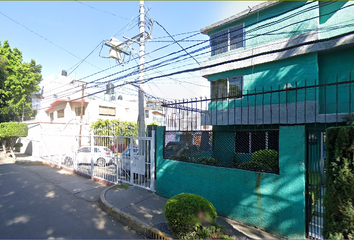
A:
[38,132,156,191]
[162,77,354,131]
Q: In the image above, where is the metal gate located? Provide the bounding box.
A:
[306,130,325,239]
[39,131,156,191]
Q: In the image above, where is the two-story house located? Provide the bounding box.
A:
[157,1,354,239]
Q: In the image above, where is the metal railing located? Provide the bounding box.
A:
[39,131,155,191]
[162,77,354,131]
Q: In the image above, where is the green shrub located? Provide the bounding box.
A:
[14,142,23,148]
[164,193,217,239]
[324,126,354,239]
[0,122,28,139]
[169,154,190,162]
[196,157,219,166]
[251,149,278,166]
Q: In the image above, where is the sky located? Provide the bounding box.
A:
[0,1,262,101]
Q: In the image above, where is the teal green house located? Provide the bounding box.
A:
[157,1,354,239]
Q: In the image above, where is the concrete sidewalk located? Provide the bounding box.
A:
[100,184,280,239]
[8,155,280,239]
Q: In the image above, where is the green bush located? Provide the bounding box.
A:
[164,193,217,239]
[324,126,354,239]
[0,122,28,139]
[14,142,23,148]
[169,154,190,162]
[251,149,278,166]
[196,157,219,166]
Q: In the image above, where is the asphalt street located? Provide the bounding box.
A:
[0,162,143,239]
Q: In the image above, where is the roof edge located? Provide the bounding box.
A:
[200,1,281,35]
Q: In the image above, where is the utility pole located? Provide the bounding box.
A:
[138,0,146,138]
[79,83,85,148]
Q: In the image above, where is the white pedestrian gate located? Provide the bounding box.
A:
[39,131,156,191]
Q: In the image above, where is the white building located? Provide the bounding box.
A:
[20,71,163,157]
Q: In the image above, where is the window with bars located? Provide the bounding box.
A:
[210,24,244,56]
[99,106,116,116]
[235,130,279,154]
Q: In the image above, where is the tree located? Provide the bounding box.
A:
[0,55,8,86]
[0,40,43,122]
[91,119,138,137]
[0,122,28,159]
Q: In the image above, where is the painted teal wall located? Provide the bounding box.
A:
[319,1,354,40]
[318,47,354,114]
[209,1,318,59]
[209,1,354,60]
[156,126,306,239]
[208,53,318,110]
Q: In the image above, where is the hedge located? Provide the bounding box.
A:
[324,126,354,239]
[0,122,28,139]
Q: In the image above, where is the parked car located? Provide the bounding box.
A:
[119,146,139,172]
[63,146,114,167]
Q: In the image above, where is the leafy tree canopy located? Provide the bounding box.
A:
[91,119,138,137]
[0,40,43,122]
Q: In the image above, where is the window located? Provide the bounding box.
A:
[50,112,54,122]
[210,24,244,56]
[75,106,85,116]
[211,76,243,99]
[235,130,279,154]
[145,110,149,118]
[125,108,130,113]
[99,106,116,116]
[57,109,64,118]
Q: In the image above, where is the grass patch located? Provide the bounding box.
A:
[111,183,131,190]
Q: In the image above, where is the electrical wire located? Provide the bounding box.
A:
[15,1,354,114]
[155,20,200,65]
[0,10,103,71]
[75,1,131,21]
[9,1,352,108]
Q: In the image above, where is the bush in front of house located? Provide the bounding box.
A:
[169,154,190,162]
[196,157,219,166]
[164,193,217,239]
[251,149,278,166]
[252,149,279,173]
[324,126,354,239]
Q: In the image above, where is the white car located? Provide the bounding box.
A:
[63,146,114,167]
[119,146,139,172]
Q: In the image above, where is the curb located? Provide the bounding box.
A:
[15,160,45,165]
[99,185,172,240]
[15,160,115,186]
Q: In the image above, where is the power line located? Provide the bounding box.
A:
[68,41,103,76]
[19,1,354,114]
[0,10,103,71]
[53,1,354,94]
[75,1,131,21]
[155,21,200,65]
[77,31,201,82]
